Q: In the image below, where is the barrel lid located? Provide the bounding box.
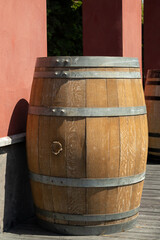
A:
[36,56,140,68]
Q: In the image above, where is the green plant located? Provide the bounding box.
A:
[71,0,82,10]
[47,0,83,56]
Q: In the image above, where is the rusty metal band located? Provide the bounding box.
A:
[149,132,160,138]
[29,171,145,187]
[34,70,141,79]
[36,56,140,68]
[36,206,139,222]
[37,217,137,235]
[145,96,160,100]
[28,106,147,117]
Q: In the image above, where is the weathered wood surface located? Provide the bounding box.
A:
[26,58,148,232]
[145,70,160,159]
[0,163,159,240]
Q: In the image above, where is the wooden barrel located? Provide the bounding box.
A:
[145,69,160,160]
[26,56,148,236]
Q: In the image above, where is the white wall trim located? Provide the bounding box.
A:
[0,133,26,147]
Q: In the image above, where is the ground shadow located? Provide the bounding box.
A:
[147,154,160,165]
[3,99,35,231]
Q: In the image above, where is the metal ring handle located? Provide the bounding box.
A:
[52,141,63,155]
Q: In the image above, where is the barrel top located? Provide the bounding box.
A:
[36,56,140,68]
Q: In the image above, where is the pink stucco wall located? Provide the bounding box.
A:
[144,0,160,81]
[83,0,142,71]
[0,0,47,138]
[122,0,142,71]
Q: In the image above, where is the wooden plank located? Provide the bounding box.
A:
[27,77,45,217]
[117,78,137,213]
[117,78,130,213]
[105,234,160,240]
[38,77,67,224]
[141,196,160,200]
[137,220,160,227]
[127,227,160,234]
[146,165,160,169]
[47,77,69,225]
[105,79,119,218]
[26,115,39,173]
[130,79,142,211]
[142,180,160,185]
[142,185,160,190]
[145,174,160,178]
[133,78,148,174]
[30,78,44,106]
[106,79,119,178]
[142,195,160,199]
[26,116,44,213]
[86,117,109,178]
[146,170,160,174]
[86,78,108,223]
[140,207,160,213]
[105,235,160,240]
[1,230,160,240]
[145,75,160,158]
[144,177,160,181]
[38,79,54,222]
[30,181,44,210]
[142,191,160,196]
[146,165,160,168]
[38,116,51,175]
[27,77,44,172]
[144,176,160,179]
[139,214,160,219]
[65,79,86,225]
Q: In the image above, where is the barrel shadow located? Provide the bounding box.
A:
[3,99,34,231]
[8,99,29,136]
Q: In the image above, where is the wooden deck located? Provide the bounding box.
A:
[0,162,160,240]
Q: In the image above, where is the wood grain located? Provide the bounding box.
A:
[27,76,45,220]
[65,79,86,226]
[26,60,148,232]
[105,79,119,220]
